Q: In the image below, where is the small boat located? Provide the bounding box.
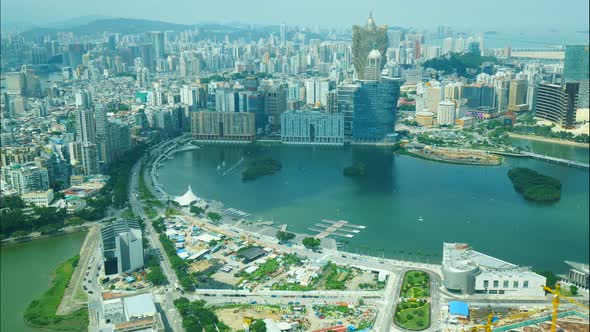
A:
[418,216,424,222]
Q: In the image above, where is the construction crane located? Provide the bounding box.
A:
[469,307,549,332]
[542,283,590,332]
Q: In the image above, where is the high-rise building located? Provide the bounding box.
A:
[508,79,528,111]
[149,31,165,59]
[280,23,286,45]
[263,84,287,132]
[437,100,456,125]
[564,45,590,82]
[5,72,26,95]
[535,82,579,128]
[280,110,344,144]
[564,45,590,108]
[68,142,83,167]
[352,14,388,80]
[191,111,256,141]
[337,83,361,138]
[305,78,330,106]
[74,109,96,143]
[75,89,92,110]
[215,87,239,112]
[388,30,402,49]
[326,91,338,114]
[364,49,383,82]
[443,37,454,54]
[353,78,401,141]
[101,219,144,276]
[81,143,99,175]
[1,162,49,194]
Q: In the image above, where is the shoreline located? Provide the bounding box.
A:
[508,132,590,148]
[0,226,89,247]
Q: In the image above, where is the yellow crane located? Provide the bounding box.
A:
[469,307,549,332]
[542,283,590,332]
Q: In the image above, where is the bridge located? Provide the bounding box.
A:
[523,152,590,168]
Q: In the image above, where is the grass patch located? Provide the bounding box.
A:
[394,301,430,330]
[240,259,280,282]
[121,208,135,219]
[24,255,89,331]
[400,270,430,298]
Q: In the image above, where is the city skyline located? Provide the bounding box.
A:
[2,0,589,31]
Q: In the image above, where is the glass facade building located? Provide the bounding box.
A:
[352,78,401,141]
[564,45,589,82]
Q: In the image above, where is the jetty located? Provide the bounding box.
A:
[307,219,366,239]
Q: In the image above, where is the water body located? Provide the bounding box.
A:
[0,232,86,332]
[157,144,589,273]
[509,137,589,163]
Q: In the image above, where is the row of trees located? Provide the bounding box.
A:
[173,298,229,332]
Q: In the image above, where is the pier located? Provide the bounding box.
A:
[307,219,366,239]
[522,152,589,168]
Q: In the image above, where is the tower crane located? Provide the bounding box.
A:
[542,283,590,332]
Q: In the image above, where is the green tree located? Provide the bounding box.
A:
[535,271,559,288]
[250,320,266,332]
[190,205,205,216]
[276,230,295,243]
[206,212,222,222]
[11,230,30,238]
[570,285,578,296]
[146,266,168,286]
[302,237,321,250]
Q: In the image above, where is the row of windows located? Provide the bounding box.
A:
[483,280,529,289]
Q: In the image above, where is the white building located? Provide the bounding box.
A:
[437,100,456,126]
[1,162,49,194]
[21,189,54,207]
[89,293,164,332]
[442,242,546,297]
[305,78,330,106]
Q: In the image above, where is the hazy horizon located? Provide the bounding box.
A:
[2,0,589,31]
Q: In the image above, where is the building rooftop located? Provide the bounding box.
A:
[123,293,157,321]
[443,242,524,273]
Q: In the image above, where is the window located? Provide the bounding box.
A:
[499,290,505,294]
[483,280,489,288]
[513,281,519,288]
[503,280,509,288]
[523,281,529,288]
[493,280,499,288]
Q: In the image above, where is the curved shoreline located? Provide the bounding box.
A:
[508,132,590,148]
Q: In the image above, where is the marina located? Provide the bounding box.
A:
[308,219,367,239]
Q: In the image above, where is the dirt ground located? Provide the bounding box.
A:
[189,259,213,273]
[346,270,379,291]
[211,270,240,286]
[216,308,283,331]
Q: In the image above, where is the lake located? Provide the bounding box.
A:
[157,143,589,273]
[0,232,86,332]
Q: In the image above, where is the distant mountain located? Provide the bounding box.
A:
[42,15,114,29]
[23,18,193,39]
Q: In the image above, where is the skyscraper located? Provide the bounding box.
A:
[564,45,590,108]
[535,82,579,129]
[280,23,286,45]
[101,219,144,276]
[81,143,99,175]
[74,109,96,143]
[149,31,165,59]
[352,14,388,80]
[353,78,401,141]
[564,45,590,82]
[508,79,528,111]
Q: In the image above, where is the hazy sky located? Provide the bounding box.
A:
[2,0,589,31]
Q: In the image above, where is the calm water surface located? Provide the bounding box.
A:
[157,144,589,273]
[0,232,86,332]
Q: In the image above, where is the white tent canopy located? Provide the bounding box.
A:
[174,185,199,206]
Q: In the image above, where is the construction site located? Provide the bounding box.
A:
[440,284,589,332]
